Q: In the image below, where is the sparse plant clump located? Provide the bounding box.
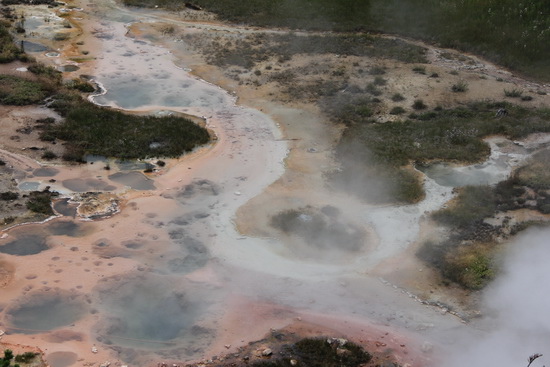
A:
[504,88,523,97]
[41,150,57,160]
[0,192,19,201]
[373,76,387,85]
[66,78,95,93]
[451,80,468,92]
[391,93,405,102]
[365,83,382,96]
[412,99,427,110]
[389,106,405,115]
[412,66,426,74]
[14,352,38,363]
[0,75,50,105]
[432,186,496,228]
[26,189,57,215]
[368,66,386,75]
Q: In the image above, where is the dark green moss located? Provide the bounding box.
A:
[42,93,210,160]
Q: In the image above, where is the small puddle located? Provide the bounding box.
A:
[62,178,116,192]
[45,352,78,367]
[33,167,60,177]
[108,171,155,190]
[18,182,41,191]
[416,162,503,187]
[5,290,88,333]
[53,199,78,217]
[57,65,80,72]
[48,220,91,237]
[0,234,49,256]
[21,41,49,53]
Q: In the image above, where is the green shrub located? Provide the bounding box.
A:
[43,94,210,159]
[66,78,95,93]
[412,99,427,110]
[0,75,49,105]
[0,192,19,200]
[373,75,387,85]
[391,92,405,102]
[504,88,523,97]
[14,352,37,363]
[389,106,405,115]
[432,186,496,228]
[26,190,57,215]
[443,244,495,290]
[412,66,426,74]
[27,63,62,82]
[41,150,57,160]
[451,80,468,92]
[368,66,386,75]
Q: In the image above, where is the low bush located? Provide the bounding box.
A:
[41,150,57,160]
[43,93,210,159]
[391,92,405,102]
[451,80,468,92]
[504,88,523,97]
[0,192,19,201]
[26,189,57,215]
[412,99,427,110]
[0,75,49,105]
[432,186,496,228]
[389,106,405,115]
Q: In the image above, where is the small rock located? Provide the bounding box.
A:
[290,360,298,366]
[91,346,98,353]
[225,344,231,349]
[262,348,273,357]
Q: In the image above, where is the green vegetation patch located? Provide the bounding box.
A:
[418,152,550,289]
[0,20,27,63]
[26,189,58,216]
[432,186,496,228]
[515,150,550,191]
[0,75,50,105]
[1,349,39,367]
[332,102,550,204]
[251,338,371,367]
[160,0,550,81]
[185,32,427,70]
[43,93,210,160]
